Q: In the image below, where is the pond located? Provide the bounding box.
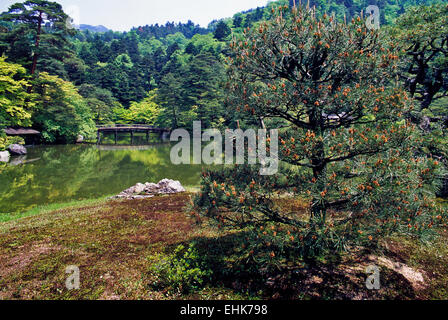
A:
[0,143,205,214]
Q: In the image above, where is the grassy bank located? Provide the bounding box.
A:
[0,196,113,224]
[0,193,447,300]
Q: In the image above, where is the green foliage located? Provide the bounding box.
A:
[0,0,76,75]
[214,21,231,41]
[78,84,122,125]
[0,136,7,151]
[0,56,34,127]
[148,243,212,294]
[157,50,226,130]
[113,90,161,125]
[195,4,448,259]
[32,72,96,143]
[392,3,448,111]
[1,0,446,135]
[0,135,24,151]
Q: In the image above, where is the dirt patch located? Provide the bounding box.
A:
[0,241,62,279]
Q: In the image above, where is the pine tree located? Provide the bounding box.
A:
[194,4,447,259]
[0,0,74,75]
[214,21,231,41]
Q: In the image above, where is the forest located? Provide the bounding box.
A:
[1,0,446,143]
[0,0,448,302]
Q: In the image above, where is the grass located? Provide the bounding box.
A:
[0,196,113,224]
[0,193,447,300]
[0,193,245,300]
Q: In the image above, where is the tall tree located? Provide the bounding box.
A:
[0,0,74,76]
[184,52,225,128]
[213,21,231,41]
[32,72,95,143]
[394,3,448,111]
[78,84,121,125]
[195,5,445,258]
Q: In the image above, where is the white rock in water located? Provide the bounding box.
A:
[8,144,27,156]
[0,151,10,163]
[77,135,84,143]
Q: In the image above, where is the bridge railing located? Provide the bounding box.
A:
[96,124,154,128]
[96,124,171,131]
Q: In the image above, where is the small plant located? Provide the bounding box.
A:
[0,135,25,151]
[148,242,212,294]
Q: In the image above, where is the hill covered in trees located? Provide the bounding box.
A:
[0,0,446,143]
[79,24,109,33]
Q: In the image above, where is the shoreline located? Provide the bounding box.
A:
[0,186,201,223]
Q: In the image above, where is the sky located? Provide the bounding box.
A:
[0,0,269,31]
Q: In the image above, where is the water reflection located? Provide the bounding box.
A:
[0,143,204,213]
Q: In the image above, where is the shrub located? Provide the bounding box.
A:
[0,135,25,151]
[148,243,212,294]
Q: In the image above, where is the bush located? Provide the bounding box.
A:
[148,243,212,294]
[0,135,25,151]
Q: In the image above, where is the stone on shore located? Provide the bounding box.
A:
[8,144,27,156]
[158,179,186,194]
[76,135,84,143]
[0,151,10,163]
[114,179,186,199]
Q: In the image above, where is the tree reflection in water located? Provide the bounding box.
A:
[0,143,204,213]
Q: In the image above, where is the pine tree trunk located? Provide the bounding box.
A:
[309,109,327,225]
[311,151,327,224]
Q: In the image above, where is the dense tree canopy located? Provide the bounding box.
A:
[0,0,446,147]
[114,90,162,125]
[0,56,34,127]
[214,21,231,41]
[394,3,448,111]
[32,72,95,143]
[0,0,75,76]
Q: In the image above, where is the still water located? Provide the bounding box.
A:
[0,143,204,213]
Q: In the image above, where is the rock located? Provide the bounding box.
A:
[134,183,146,194]
[8,144,27,156]
[158,179,186,194]
[76,135,84,143]
[368,255,427,291]
[113,179,185,200]
[0,151,10,163]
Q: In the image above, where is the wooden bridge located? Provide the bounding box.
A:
[96,125,171,145]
